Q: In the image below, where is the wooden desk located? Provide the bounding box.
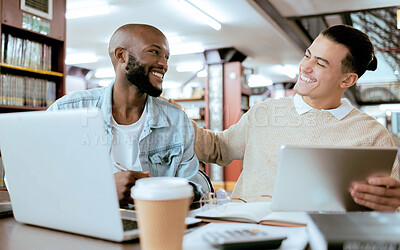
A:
[0,217,141,250]
[0,190,141,249]
[0,191,309,249]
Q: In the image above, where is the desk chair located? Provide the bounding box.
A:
[194,170,214,194]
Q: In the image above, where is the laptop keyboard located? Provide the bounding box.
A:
[122,219,138,231]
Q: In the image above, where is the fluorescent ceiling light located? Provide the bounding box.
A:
[176,62,204,72]
[179,0,221,31]
[197,70,208,78]
[66,2,110,19]
[276,65,298,79]
[248,74,273,87]
[170,43,204,55]
[65,53,98,65]
[95,68,115,78]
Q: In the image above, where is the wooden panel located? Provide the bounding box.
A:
[0,0,66,107]
[1,0,65,41]
[224,160,242,183]
[223,61,244,182]
[223,62,242,130]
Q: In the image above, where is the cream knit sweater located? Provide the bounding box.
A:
[193,97,399,202]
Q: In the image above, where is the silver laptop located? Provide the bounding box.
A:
[271,145,397,212]
[0,108,139,242]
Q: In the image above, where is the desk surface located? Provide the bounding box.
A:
[0,217,141,250]
[0,190,141,250]
[0,191,309,250]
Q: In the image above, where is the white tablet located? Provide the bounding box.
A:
[271,145,397,212]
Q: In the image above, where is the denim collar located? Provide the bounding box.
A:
[293,93,354,120]
[101,81,170,134]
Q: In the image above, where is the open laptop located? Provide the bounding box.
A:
[0,108,139,242]
[271,145,397,212]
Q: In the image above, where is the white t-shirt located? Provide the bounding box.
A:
[110,107,147,173]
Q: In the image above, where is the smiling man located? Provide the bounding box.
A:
[48,24,201,205]
[192,25,400,211]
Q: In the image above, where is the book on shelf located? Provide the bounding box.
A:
[0,73,56,107]
[1,33,52,71]
[307,213,400,250]
[195,202,307,227]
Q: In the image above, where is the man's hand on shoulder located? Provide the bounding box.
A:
[114,170,150,204]
[349,176,400,211]
[158,96,182,109]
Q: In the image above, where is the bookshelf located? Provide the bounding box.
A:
[174,97,206,128]
[0,0,66,187]
[0,0,66,113]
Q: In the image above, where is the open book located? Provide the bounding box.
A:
[195,202,307,227]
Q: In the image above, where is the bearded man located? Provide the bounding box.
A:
[48,24,201,205]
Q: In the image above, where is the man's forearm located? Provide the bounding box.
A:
[192,120,241,166]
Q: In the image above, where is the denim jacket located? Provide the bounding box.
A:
[48,82,202,200]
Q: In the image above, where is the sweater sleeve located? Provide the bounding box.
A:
[192,111,250,166]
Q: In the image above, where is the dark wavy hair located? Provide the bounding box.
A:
[321,25,377,78]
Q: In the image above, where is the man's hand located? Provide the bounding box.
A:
[159,96,182,109]
[349,176,400,211]
[114,170,150,204]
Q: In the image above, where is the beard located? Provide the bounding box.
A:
[125,54,163,97]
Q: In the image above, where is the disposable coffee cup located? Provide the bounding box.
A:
[131,177,193,250]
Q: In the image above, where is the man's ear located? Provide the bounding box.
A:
[340,73,358,89]
[114,47,126,63]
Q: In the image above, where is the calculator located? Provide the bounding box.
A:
[202,228,287,250]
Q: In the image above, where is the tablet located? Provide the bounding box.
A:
[271,145,398,212]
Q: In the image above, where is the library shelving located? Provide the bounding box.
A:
[0,0,66,188]
[173,97,206,127]
[0,0,66,113]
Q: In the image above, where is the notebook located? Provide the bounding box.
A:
[271,145,397,212]
[0,108,139,242]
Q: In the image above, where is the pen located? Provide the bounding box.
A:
[113,161,129,171]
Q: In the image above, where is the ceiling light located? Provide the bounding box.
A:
[95,68,115,78]
[170,43,204,55]
[179,0,221,31]
[66,2,110,19]
[247,74,273,87]
[197,70,208,78]
[65,53,98,65]
[276,65,298,79]
[176,62,204,72]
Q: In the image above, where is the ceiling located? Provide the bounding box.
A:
[65,0,400,90]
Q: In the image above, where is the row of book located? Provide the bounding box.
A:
[0,74,56,107]
[1,33,52,71]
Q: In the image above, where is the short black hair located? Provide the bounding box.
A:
[321,25,377,78]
